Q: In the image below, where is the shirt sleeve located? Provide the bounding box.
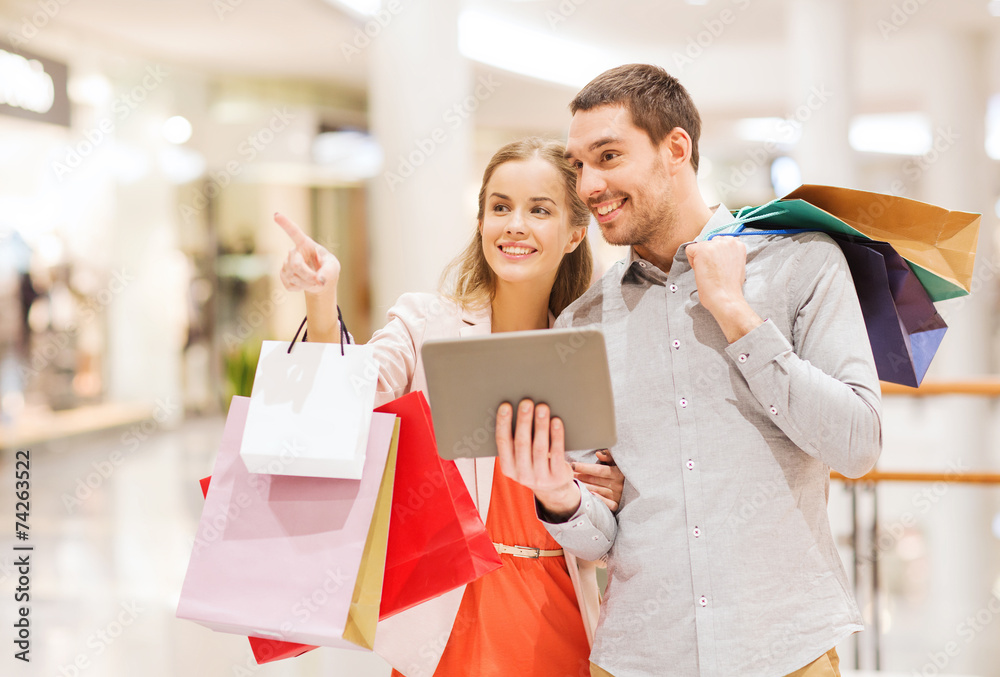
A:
[367,293,429,406]
[536,480,617,561]
[725,234,882,478]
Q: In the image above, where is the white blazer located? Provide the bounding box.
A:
[367,293,600,677]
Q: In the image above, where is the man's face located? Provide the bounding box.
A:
[565,105,677,248]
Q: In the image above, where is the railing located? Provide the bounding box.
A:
[830,379,1000,671]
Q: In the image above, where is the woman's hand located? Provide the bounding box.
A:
[276,212,341,297]
[496,400,581,521]
[275,212,342,342]
[573,449,625,512]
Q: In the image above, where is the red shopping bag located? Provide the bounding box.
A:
[197,476,318,665]
[375,391,502,619]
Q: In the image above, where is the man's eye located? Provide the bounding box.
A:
[602,152,618,162]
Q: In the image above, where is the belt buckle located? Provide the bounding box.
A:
[515,545,541,559]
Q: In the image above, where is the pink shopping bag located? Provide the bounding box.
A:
[177,396,396,648]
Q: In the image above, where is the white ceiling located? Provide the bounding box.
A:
[3,0,999,133]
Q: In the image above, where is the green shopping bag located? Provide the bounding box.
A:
[722,185,981,301]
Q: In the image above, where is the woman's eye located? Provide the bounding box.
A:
[532,207,551,216]
[492,204,510,213]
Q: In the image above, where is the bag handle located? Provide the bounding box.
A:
[287,306,352,356]
[704,198,798,241]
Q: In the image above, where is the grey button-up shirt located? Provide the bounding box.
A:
[545,206,882,677]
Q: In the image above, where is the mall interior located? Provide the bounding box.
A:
[1,0,1000,675]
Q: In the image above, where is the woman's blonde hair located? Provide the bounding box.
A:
[441,137,593,317]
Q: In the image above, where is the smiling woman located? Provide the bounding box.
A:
[275,136,622,677]
[443,136,592,323]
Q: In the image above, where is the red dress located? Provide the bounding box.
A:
[391,462,591,677]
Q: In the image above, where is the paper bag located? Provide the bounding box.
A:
[375,391,502,620]
[240,340,378,479]
[739,185,981,301]
[834,237,948,387]
[177,396,398,649]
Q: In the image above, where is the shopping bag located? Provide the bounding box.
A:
[197,476,319,664]
[833,237,948,387]
[177,396,399,649]
[374,391,503,620]
[240,339,379,479]
[725,185,981,301]
[708,221,951,386]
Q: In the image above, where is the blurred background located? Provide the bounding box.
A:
[1,0,1000,675]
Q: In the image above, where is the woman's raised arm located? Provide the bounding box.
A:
[275,212,342,343]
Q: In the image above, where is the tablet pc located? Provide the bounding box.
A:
[420,327,617,460]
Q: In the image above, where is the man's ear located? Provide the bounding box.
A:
[660,127,693,175]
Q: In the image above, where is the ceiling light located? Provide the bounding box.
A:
[735,117,802,145]
[987,94,1000,160]
[67,73,113,106]
[324,0,380,17]
[312,130,383,179]
[162,116,193,144]
[770,156,802,197]
[459,10,621,88]
[849,113,932,155]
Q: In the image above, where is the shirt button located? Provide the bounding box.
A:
[669,283,678,293]
[686,459,695,470]
[769,406,778,415]
[738,353,748,363]
[672,339,681,349]
[679,398,688,408]
[693,527,701,538]
[592,535,600,541]
[699,596,708,607]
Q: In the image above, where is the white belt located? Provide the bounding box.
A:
[493,542,564,559]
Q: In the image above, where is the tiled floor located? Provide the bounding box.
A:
[2,409,996,676]
[0,414,392,677]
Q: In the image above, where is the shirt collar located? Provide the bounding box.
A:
[617,204,735,283]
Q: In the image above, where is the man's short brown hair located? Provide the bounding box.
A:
[570,64,702,171]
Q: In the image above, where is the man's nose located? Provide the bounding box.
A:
[578,166,606,200]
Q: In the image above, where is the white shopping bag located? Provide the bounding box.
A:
[240,339,378,479]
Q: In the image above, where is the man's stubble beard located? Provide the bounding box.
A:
[599,159,678,249]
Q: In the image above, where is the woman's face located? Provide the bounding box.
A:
[480,156,584,290]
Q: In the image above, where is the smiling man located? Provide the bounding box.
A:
[496,64,883,677]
